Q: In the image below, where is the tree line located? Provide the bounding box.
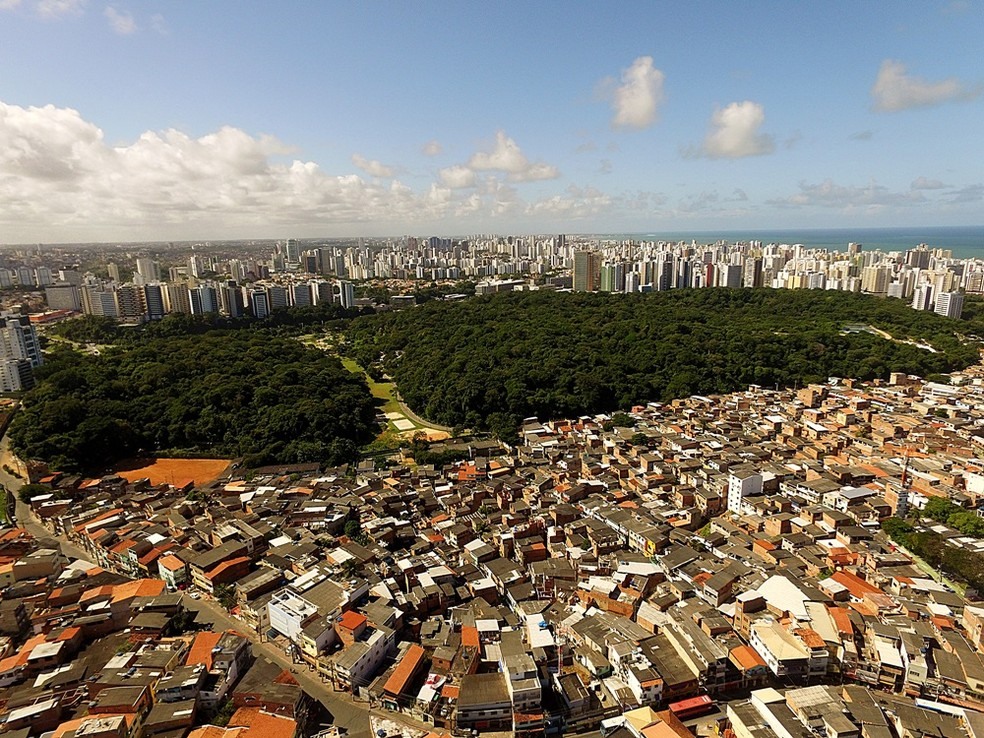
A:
[10,329,380,473]
[345,288,980,438]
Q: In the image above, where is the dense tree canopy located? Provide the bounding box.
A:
[346,288,980,434]
[11,331,379,472]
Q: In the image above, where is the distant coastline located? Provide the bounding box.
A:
[606,225,984,260]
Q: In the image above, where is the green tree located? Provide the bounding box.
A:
[214,584,236,611]
[17,483,50,504]
[923,497,959,523]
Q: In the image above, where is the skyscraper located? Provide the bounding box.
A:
[573,251,601,292]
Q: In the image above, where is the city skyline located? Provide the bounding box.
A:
[0,2,982,242]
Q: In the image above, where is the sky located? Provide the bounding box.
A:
[0,1,982,242]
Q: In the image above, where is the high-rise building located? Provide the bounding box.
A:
[16,266,35,287]
[291,283,312,308]
[135,258,161,283]
[911,284,934,311]
[572,251,601,292]
[0,312,42,368]
[339,281,356,309]
[220,285,246,317]
[935,291,965,319]
[267,285,290,310]
[285,239,300,264]
[190,285,219,314]
[82,287,119,318]
[248,289,270,319]
[165,284,192,314]
[143,284,165,320]
[116,285,146,322]
[45,284,82,312]
[35,267,53,287]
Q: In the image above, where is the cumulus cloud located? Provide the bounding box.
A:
[607,56,665,130]
[421,140,442,156]
[351,153,394,178]
[871,59,980,111]
[438,165,475,189]
[467,130,559,182]
[0,100,472,239]
[0,0,22,10]
[690,101,775,159]
[705,102,775,158]
[104,5,135,34]
[36,0,84,18]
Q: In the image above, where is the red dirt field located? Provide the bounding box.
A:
[113,457,231,487]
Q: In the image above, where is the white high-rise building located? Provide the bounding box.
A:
[935,291,965,319]
[135,258,161,283]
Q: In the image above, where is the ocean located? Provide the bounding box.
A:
[612,225,984,260]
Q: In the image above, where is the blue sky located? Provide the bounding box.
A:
[0,1,982,241]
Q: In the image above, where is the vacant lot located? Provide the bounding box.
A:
[113,457,230,486]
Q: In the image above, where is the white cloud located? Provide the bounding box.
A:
[691,101,775,159]
[36,0,84,18]
[911,176,947,190]
[438,165,475,189]
[0,0,22,10]
[871,59,979,112]
[946,184,984,203]
[527,185,614,219]
[103,5,135,34]
[610,56,665,130]
[422,140,442,156]
[351,153,394,178]
[0,100,469,239]
[466,130,559,182]
[150,12,167,34]
[768,179,926,209]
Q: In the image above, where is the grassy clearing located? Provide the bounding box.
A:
[341,357,404,418]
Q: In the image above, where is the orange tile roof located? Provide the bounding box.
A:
[730,645,767,671]
[461,626,480,649]
[383,644,425,697]
[186,631,223,670]
[440,685,459,700]
[229,708,298,738]
[206,556,250,581]
[827,606,854,637]
[273,669,298,685]
[159,554,186,572]
[56,627,81,642]
[109,539,137,555]
[793,628,826,649]
[112,579,166,602]
[830,570,882,598]
[337,611,367,631]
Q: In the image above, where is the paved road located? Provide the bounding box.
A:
[393,389,452,433]
[0,434,371,738]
